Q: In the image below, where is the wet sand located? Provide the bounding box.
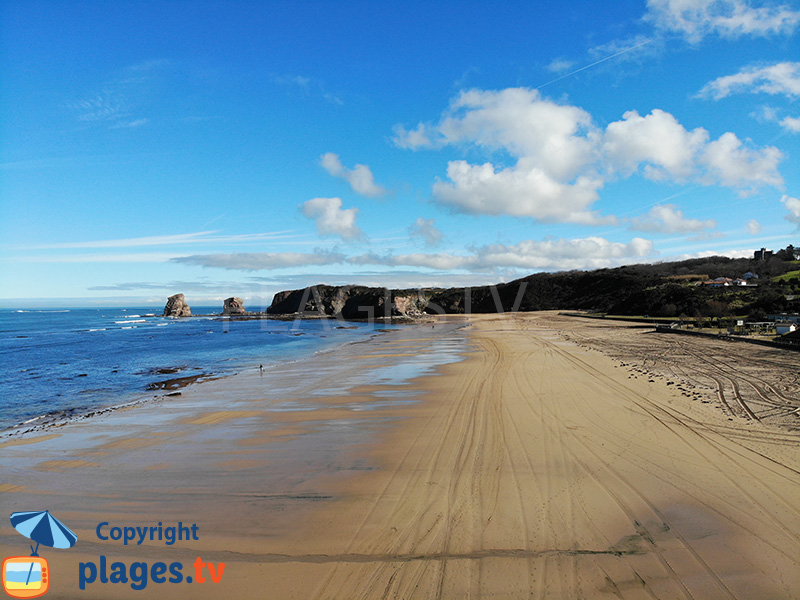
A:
[1,313,799,599]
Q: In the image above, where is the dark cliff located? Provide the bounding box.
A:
[265,252,800,319]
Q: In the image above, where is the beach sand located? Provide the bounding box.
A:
[1,312,798,599]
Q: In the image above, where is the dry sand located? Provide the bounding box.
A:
[1,312,799,599]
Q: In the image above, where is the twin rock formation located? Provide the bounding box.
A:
[162,294,247,317]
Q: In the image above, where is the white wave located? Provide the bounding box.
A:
[115,319,146,324]
[88,328,107,332]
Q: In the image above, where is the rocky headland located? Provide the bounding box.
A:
[163,250,799,322]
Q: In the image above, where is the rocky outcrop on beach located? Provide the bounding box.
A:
[163,293,192,317]
[223,297,247,315]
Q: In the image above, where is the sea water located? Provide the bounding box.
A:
[0,308,390,431]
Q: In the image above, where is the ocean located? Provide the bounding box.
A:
[0,308,391,431]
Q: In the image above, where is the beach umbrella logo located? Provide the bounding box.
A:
[3,510,77,598]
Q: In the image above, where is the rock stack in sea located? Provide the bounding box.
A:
[222,297,247,315]
[163,293,192,317]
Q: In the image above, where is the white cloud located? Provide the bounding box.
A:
[396,88,613,224]
[169,235,656,274]
[630,204,717,233]
[698,62,800,99]
[750,104,800,133]
[14,252,179,264]
[587,35,660,65]
[746,219,763,234]
[394,88,785,222]
[546,58,576,73]
[15,230,299,250]
[170,251,347,271]
[351,252,470,271]
[782,194,800,224]
[391,123,434,150]
[780,115,800,132]
[300,197,363,241]
[646,0,800,42]
[409,218,444,247]
[469,237,654,271]
[437,89,598,180]
[433,160,610,225]
[111,118,150,129]
[353,236,654,272]
[604,109,709,180]
[320,153,386,197]
[249,270,505,291]
[699,132,783,191]
[73,59,171,127]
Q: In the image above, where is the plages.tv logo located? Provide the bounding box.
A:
[3,510,77,599]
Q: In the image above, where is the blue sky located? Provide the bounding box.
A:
[1,0,799,307]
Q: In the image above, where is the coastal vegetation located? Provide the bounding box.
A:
[265,246,800,321]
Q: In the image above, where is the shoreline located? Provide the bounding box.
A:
[0,317,413,438]
[1,313,798,598]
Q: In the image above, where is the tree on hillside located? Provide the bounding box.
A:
[775,244,798,261]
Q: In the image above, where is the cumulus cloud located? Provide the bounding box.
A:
[746,219,763,234]
[300,197,363,241]
[392,123,436,150]
[393,87,785,222]
[170,251,347,271]
[433,160,610,225]
[409,218,444,247]
[645,0,800,42]
[436,89,598,180]
[698,62,800,99]
[396,88,612,224]
[780,115,800,132]
[782,194,800,224]
[604,109,709,180]
[630,204,717,233]
[699,132,783,191]
[320,153,387,197]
